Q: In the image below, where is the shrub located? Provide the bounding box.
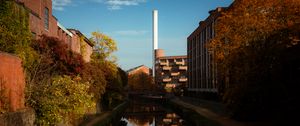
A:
[29,75,95,125]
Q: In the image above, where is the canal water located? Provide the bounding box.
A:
[114,98,192,126]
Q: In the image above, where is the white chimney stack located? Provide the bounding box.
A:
[153,10,158,50]
[153,10,158,78]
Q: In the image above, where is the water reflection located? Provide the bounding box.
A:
[119,99,188,126]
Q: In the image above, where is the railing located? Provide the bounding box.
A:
[171,72,180,76]
[179,66,187,70]
[179,78,187,82]
[163,78,172,82]
[162,66,171,70]
[160,62,168,66]
[175,61,184,65]
[165,83,176,88]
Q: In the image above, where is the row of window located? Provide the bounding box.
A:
[187,19,218,91]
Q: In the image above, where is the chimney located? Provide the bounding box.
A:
[153,10,158,77]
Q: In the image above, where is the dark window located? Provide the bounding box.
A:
[44,7,49,30]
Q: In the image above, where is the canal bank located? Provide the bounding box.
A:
[80,101,129,126]
[167,97,222,126]
[168,97,275,126]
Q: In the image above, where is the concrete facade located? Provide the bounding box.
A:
[155,49,188,88]
[187,7,225,94]
[0,108,35,126]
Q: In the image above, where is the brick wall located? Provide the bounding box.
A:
[17,0,58,37]
[84,43,93,62]
[0,52,25,112]
[128,66,151,76]
[69,30,81,54]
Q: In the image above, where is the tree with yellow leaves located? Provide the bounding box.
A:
[90,31,118,62]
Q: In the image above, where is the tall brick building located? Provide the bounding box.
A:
[187,7,225,96]
[15,0,93,62]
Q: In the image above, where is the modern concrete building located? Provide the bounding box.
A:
[187,7,225,95]
[155,49,188,89]
[15,0,93,62]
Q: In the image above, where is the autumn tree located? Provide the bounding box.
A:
[128,72,155,92]
[90,31,118,61]
[88,31,127,111]
[209,0,300,120]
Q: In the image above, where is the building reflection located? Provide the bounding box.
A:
[120,100,187,126]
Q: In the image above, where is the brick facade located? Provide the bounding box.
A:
[17,0,58,38]
[69,29,94,62]
[15,0,93,62]
[0,52,25,112]
[127,65,152,76]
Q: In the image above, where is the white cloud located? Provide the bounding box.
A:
[114,30,148,36]
[92,0,147,10]
[108,5,122,10]
[53,0,72,11]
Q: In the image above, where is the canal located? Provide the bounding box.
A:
[111,97,192,126]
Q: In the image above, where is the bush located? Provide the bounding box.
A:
[31,35,84,76]
[29,75,95,125]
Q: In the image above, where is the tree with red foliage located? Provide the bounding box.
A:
[31,35,84,76]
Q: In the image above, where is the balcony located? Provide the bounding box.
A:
[163,78,171,82]
[175,61,184,65]
[171,72,180,76]
[165,83,176,88]
[160,62,168,66]
[179,78,187,82]
[179,66,187,70]
[162,66,171,71]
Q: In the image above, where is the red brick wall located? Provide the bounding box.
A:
[84,43,93,62]
[128,66,151,76]
[69,30,94,62]
[70,31,81,54]
[0,52,25,112]
[17,0,58,37]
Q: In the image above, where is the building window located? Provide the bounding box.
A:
[44,7,49,30]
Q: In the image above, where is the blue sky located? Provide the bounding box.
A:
[52,0,233,70]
